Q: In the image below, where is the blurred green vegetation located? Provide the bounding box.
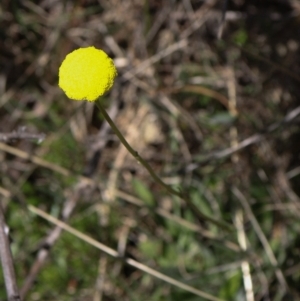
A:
[1,1,300,301]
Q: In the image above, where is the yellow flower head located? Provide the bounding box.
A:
[58,46,117,101]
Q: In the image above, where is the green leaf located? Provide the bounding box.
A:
[233,29,248,46]
[132,177,155,206]
[190,190,212,216]
[219,271,242,299]
[209,112,236,125]
[139,239,162,259]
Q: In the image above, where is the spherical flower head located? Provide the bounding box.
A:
[58,46,117,101]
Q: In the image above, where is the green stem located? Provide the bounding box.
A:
[96,100,232,231]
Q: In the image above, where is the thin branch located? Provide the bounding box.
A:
[0,128,45,143]
[186,105,300,171]
[28,205,225,301]
[0,202,21,301]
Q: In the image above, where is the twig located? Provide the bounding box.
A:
[214,105,300,159]
[234,42,300,84]
[186,105,300,171]
[0,142,71,176]
[0,128,45,143]
[28,205,225,301]
[122,39,188,81]
[0,202,21,301]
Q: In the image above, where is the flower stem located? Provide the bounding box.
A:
[96,100,232,231]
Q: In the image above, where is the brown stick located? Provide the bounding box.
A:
[0,202,21,301]
[0,129,45,142]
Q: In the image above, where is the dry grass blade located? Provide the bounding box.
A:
[234,210,254,301]
[28,205,225,301]
[232,187,288,292]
